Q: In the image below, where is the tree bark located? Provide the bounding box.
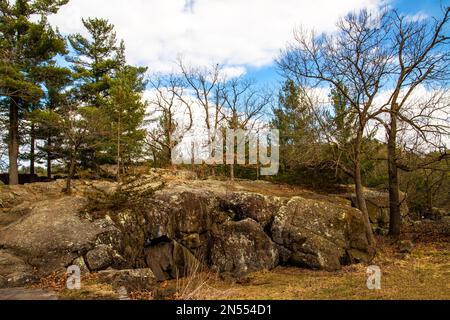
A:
[354,134,374,247]
[425,178,433,216]
[47,135,52,179]
[66,155,76,195]
[30,123,35,176]
[8,99,19,185]
[388,107,401,237]
[354,160,374,246]
[116,111,121,182]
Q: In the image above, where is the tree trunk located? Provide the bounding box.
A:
[47,136,52,179]
[354,134,374,247]
[256,138,260,181]
[426,186,433,216]
[8,99,19,185]
[117,113,121,182]
[388,107,401,237]
[66,156,76,195]
[355,161,374,246]
[30,123,35,176]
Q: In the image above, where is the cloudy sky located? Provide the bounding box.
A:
[2,0,447,170]
[47,0,447,85]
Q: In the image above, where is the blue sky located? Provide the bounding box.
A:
[394,0,448,17]
[246,0,450,88]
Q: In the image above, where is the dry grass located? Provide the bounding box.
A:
[34,272,119,300]
[204,239,450,300]
[172,256,233,300]
[229,180,313,198]
[174,272,233,300]
[129,290,154,300]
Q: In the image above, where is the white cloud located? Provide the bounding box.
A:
[404,11,429,22]
[370,85,450,150]
[48,0,384,74]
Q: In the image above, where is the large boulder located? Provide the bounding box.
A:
[0,196,121,277]
[271,197,369,271]
[224,193,283,228]
[138,180,372,274]
[210,219,279,278]
[140,181,370,275]
[340,187,409,233]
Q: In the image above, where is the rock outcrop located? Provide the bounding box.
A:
[340,187,409,233]
[144,239,200,281]
[210,219,279,278]
[271,197,369,271]
[0,191,121,287]
[0,250,37,288]
[135,180,370,279]
[0,176,372,288]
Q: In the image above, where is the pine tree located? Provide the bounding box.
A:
[328,84,355,175]
[271,79,315,172]
[32,64,72,178]
[67,18,146,170]
[330,84,354,147]
[68,18,124,108]
[0,0,68,184]
[31,105,109,194]
[107,65,148,180]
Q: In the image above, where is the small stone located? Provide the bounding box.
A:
[72,256,90,274]
[85,245,112,271]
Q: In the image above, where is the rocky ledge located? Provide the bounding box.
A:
[0,174,371,289]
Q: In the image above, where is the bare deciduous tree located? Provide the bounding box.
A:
[146,73,193,167]
[278,10,394,247]
[279,5,450,241]
[177,59,227,175]
[380,8,450,236]
[221,77,272,180]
